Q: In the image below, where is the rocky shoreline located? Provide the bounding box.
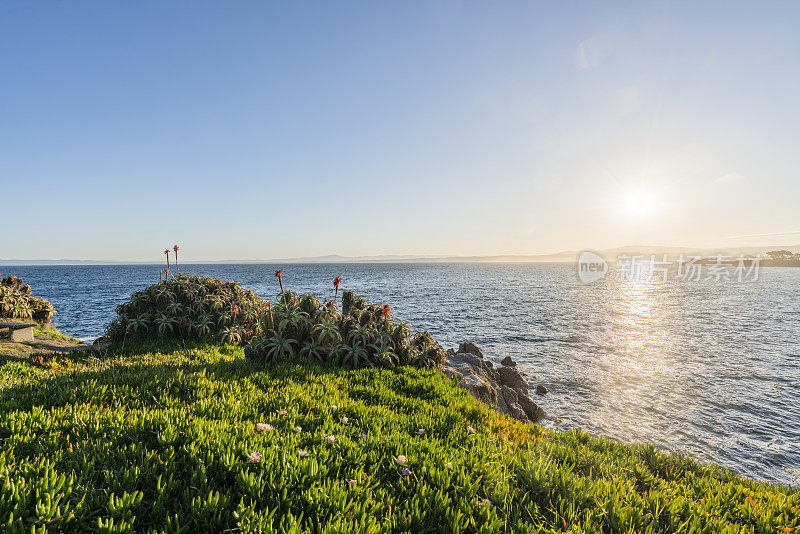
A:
[444,341,546,422]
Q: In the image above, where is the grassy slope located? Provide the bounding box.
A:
[0,344,796,533]
[0,318,81,344]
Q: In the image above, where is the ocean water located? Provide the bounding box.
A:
[6,263,800,487]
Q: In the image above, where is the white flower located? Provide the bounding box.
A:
[256,423,273,431]
[341,416,349,424]
[418,429,425,436]
[331,405,338,412]
[395,455,406,466]
[294,426,302,433]
[327,435,335,444]
[445,462,452,469]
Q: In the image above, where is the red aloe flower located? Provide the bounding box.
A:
[274,269,285,295]
[382,304,391,321]
[164,249,171,277]
[333,276,342,301]
[173,245,180,273]
[232,304,239,322]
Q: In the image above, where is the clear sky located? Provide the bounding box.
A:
[2,1,799,261]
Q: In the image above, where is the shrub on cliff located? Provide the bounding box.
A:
[106,275,269,343]
[0,274,56,323]
[246,289,446,370]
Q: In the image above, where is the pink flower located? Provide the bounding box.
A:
[467,426,475,434]
[278,409,287,415]
[247,451,262,463]
[401,467,412,476]
[331,405,338,412]
[358,433,367,439]
[256,423,273,431]
[348,479,356,488]
[298,449,309,458]
[417,429,425,436]
[479,498,492,508]
[327,435,336,444]
[395,455,406,466]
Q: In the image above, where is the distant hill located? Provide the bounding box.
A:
[2,244,799,265]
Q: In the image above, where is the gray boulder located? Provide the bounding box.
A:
[497,366,528,389]
[500,386,530,422]
[515,388,545,420]
[443,352,497,405]
[443,342,545,422]
[536,384,549,395]
[458,341,484,358]
[500,356,516,367]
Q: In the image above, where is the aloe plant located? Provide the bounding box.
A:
[173,244,180,273]
[106,275,268,343]
[265,329,295,362]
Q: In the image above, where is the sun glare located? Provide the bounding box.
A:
[620,188,657,219]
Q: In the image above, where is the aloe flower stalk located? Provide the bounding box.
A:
[173,245,180,273]
[275,269,284,296]
[164,249,170,276]
[333,276,342,302]
[382,304,391,327]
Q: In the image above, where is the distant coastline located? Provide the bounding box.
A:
[4,244,800,266]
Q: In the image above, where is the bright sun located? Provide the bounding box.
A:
[620,188,657,219]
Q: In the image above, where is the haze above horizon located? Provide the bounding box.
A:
[2,2,799,262]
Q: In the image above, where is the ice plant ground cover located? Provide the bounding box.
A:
[0,343,797,532]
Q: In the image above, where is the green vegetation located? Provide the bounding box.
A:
[0,318,81,346]
[247,289,445,370]
[106,275,269,344]
[32,322,81,344]
[0,343,796,532]
[0,275,56,324]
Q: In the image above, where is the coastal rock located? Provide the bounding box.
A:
[536,384,549,395]
[500,356,516,367]
[515,388,545,420]
[443,352,497,405]
[500,386,529,422]
[443,342,544,422]
[458,342,483,359]
[92,336,111,350]
[497,366,528,389]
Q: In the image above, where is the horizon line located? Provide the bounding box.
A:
[2,243,798,266]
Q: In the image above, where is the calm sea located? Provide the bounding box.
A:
[6,263,800,487]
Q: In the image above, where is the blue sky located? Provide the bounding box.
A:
[2,1,799,261]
